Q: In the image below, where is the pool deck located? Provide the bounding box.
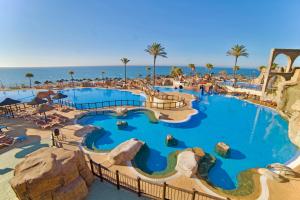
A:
[1,88,300,200]
[126,89,198,122]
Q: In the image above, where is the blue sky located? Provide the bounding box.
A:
[0,0,299,68]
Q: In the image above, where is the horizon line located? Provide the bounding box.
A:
[0,65,259,69]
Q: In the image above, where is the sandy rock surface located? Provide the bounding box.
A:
[10,147,94,200]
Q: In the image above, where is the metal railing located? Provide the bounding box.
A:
[89,160,227,200]
[59,98,185,110]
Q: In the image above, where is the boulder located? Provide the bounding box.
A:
[116,120,128,129]
[115,107,128,116]
[74,125,99,137]
[215,142,231,158]
[10,147,94,200]
[175,151,200,177]
[192,147,205,157]
[165,134,177,146]
[258,168,288,183]
[198,153,216,178]
[267,163,298,178]
[107,138,144,165]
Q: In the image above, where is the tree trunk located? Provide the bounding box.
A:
[44,112,47,122]
[153,56,156,86]
[233,56,238,86]
[125,64,127,85]
[71,75,74,87]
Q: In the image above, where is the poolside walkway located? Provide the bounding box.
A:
[87,179,148,200]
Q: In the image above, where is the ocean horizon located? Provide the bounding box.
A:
[0,66,259,87]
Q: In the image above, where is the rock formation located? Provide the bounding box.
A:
[116,120,128,129]
[175,147,216,178]
[175,150,200,177]
[215,142,231,158]
[115,107,128,116]
[107,138,144,165]
[288,100,300,148]
[251,68,266,85]
[197,153,216,178]
[10,147,94,200]
[267,163,298,178]
[165,134,177,146]
[258,168,288,183]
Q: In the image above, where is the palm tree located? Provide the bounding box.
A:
[233,66,240,78]
[226,44,249,80]
[137,73,143,79]
[145,66,151,83]
[271,63,279,70]
[258,65,267,72]
[219,70,228,79]
[120,58,130,84]
[34,81,41,86]
[68,70,75,87]
[101,71,106,80]
[188,64,196,75]
[25,73,34,88]
[205,63,214,74]
[170,66,183,78]
[145,42,167,86]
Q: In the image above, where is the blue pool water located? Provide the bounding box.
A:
[77,87,299,189]
[60,88,145,104]
[0,88,144,103]
[0,90,37,102]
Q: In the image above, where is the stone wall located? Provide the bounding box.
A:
[276,69,300,115]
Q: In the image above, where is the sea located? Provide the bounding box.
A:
[0,66,259,87]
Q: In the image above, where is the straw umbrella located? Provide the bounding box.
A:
[0,98,21,106]
[0,98,21,117]
[27,97,47,106]
[36,104,54,122]
[52,93,68,100]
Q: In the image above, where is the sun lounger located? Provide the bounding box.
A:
[0,125,8,132]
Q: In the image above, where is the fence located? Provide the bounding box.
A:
[89,160,227,200]
[218,81,262,91]
[59,98,185,111]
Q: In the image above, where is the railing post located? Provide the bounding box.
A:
[98,163,103,182]
[192,189,196,200]
[162,182,166,200]
[137,177,141,197]
[90,160,95,175]
[116,170,120,190]
[51,131,55,147]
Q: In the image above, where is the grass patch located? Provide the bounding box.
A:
[221,169,258,196]
[201,168,261,199]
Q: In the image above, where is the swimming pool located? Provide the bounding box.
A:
[78,87,299,190]
[0,89,37,102]
[0,88,145,104]
[60,88,145,103]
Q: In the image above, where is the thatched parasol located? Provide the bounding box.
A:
[27,97,47,106]
[52,93,68,100]
[36,104,54,122]
[0,98,21,106]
